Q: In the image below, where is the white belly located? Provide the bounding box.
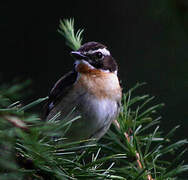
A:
[66,95,119,141]
[83,97,118,130]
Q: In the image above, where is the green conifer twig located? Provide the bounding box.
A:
[0,18,188,180]
[58,18,83,50]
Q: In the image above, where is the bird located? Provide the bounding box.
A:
[45,41,122,142]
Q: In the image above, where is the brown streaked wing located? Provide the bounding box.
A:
[44,70,78,117]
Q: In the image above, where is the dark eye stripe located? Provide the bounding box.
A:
[95,52,103,59]
[86,52,103,60]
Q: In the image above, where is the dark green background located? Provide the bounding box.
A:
[1,1,188,162]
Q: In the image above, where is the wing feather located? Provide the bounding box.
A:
[44,70,77,117]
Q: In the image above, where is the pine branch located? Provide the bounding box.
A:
[114,120,154,180]
[58,18,83,50]
[0,19,187,180]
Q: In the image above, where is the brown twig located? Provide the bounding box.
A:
[2,115,29,131]
[114,120,154,180]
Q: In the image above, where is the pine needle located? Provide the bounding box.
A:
[58,18,83,50]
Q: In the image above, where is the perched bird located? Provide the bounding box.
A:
[45,42,122,142]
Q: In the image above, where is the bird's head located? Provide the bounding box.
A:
[71,42,118,74]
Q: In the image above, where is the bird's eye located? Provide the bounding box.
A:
[96,52,103,59]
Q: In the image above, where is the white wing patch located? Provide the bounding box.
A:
[87,48,110,56]
[49,102,54,110]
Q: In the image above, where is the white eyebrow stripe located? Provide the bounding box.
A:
[87,48,110,56]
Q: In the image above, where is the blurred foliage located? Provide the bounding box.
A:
[0,20,188,180]
[0,81,188,179]
[151,0,188,35]
[148,1,188,142]
[0,18,187,180]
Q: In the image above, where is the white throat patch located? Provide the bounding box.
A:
[87,48,110,56]
[74,60,112,74]
[74,60,95,69]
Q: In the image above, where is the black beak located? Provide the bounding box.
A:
[70,51,88,60]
